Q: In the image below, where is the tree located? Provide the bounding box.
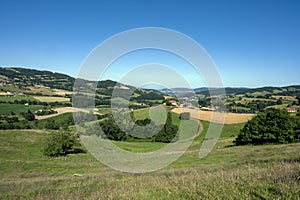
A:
[234,108,300,145]
[296,95,300,105]
[100,117,127,141]
[43,130,84,157]
[22,110,35,121]
[180,112,190,120]
[276,99,283,105]
[154,112,179,142]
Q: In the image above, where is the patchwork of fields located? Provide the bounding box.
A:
[0,73,299,198]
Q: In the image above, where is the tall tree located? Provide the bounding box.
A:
[234,108,300,145]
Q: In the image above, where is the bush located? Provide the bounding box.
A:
[234,108,300,145]
[98,112,179,143]
[43,130,85,157]
[180,112,190,120]
[21,110,35,121]
[154,112,179,142]
[36,109,57,116]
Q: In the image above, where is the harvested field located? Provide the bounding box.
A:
[53,89,73,96]
[171,107,254,124]
[272,95,296,101]
[28,85,55,96]
[33,96,70,102]
[35,107,89,120]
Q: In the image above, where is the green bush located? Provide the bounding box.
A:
[154,112,178,142]
[21,110,35,121]
[180,112,190,120]
[234,108,300,145]
[98,112,179,143]
[43,130,85,157]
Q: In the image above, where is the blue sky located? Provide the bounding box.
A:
[0,0,299,88]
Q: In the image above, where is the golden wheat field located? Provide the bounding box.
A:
[33,96,70,102]
[171,107,254,124]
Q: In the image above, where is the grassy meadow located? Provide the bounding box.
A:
[0,118,299,199]
[0,104,44,115]
[0,95,38,103]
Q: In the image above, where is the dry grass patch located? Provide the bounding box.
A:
[35,107,89,120]
[53,89,73,96]
[28,85,55,96]
[33,96,70,102]
[272,95,296,101]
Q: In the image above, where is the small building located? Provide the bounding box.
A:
[169,100,180,106]
[285,107,297,113]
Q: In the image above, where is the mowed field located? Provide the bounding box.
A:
[35,107,111,120]
[35,107,89,120]
[172,107,254,124]
[33,96,70,102]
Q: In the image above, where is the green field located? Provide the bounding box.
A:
[37,112,74,128]
[0,85,24,93]
[0,95,38,102]
[0,104,44,115]
[0,126,299,199]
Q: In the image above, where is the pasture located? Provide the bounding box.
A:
[27,85,56,96]
[0,95,37,102]
[0,128,299,199]
[0,104,44,115]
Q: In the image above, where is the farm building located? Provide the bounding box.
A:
[285,107,297,113]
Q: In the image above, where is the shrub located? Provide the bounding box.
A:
[43,130,85,157]
[180,112,190,120]
[154,112,179,142]
[21,110,35,121]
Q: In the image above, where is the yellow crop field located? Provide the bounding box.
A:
[172,107,254,124]
[33,96,70,102]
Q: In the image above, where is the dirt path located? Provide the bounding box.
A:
[174,120,203,144]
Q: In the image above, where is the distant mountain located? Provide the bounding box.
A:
[1,67,299,98]
[195,86,300,97]
[160,85,300,97]
[0,67,165,100]
[160,87,250,96]
[0,67,75,90]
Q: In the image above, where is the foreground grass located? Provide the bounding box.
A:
[0,128,299,199]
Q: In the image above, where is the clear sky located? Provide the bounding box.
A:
[0,0,299,88]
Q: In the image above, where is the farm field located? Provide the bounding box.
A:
[27,86,56,96]
[0,95,37,102]
[33,96,70,102]
[0,129,299,199]
[35,107,89,120]
[52,89,73,96]
[0,104,44,115]
[172,107,254,124]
